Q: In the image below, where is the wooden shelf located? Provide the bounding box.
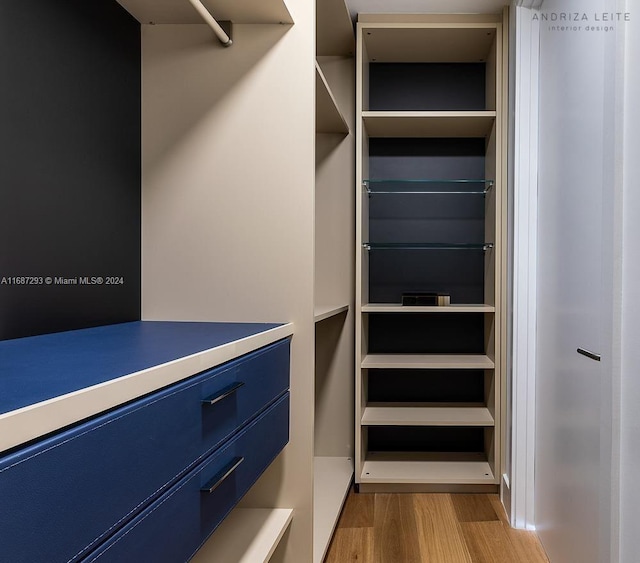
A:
[316,62,350,134]
[116,0,293,25]
[360,452,495,484]
[314,304,349,323]
[361,354,495,370]
[191,508,293,563]
[313,456,354,563]
[362,111,496,138]
[362,303,495,313]
[317,0,354,56]
[362,405,494,426]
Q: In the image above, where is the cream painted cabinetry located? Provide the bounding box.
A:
[129,0,320,561]
[113,0,358,557]
[314,1,355,560]
[355,14,508,492]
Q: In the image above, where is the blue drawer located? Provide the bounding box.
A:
[83,394,290,563]
[0,339,290,563]
[199,339,290,452]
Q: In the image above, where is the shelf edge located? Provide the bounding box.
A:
[116,0,294,25]
[362,110,497,117]
[361,406,495,426]
[313,456,354,563]
[0,323,294,455]
[314,304,349,322]
[362,303,496,313]
[360,458,495,485]
[191,508,294,563]
[361,354,495,370]
[316,62,350,134]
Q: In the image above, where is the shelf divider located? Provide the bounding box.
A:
[362,303,495,313]
[362,354,495,370]
[362,405,494,426]
[361,452,495,485]
[362,111,496,138]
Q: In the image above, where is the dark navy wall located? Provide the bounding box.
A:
[0,0,141,340]
[369,63,486,111]
[368,138,486,304]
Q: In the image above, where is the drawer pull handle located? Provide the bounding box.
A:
[577,348,601,362]
[201,456,244,494]
[202,381,245,405]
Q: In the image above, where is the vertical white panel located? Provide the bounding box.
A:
[535,1,620,562]
[141,6,316,562]
[620,3,640,561]
[509,2,540,530]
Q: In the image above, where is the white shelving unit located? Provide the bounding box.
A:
[191,508,293,563]
[314,0,355,560]
[355,14,508,493]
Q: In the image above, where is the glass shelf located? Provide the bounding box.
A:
[363,179,493,195]
[363,242,494,251]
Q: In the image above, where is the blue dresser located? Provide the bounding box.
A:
[0,321,292,563]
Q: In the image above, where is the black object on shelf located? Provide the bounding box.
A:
[402,292,438,306]
[401,292,451,306]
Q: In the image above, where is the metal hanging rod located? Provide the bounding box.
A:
[187,0,233,47]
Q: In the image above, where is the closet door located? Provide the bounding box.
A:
[535,3,616,561]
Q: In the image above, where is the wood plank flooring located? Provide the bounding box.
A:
[324,489,549,563]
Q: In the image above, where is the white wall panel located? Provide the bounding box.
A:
[535,1,620,562]
[620,5,640,561]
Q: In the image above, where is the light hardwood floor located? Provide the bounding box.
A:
[324,489,549,563]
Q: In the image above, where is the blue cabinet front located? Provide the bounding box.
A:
[0,339,290,563]
[82,394,290,563]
